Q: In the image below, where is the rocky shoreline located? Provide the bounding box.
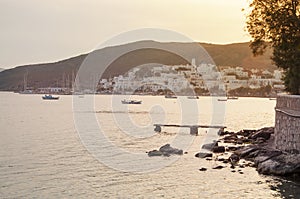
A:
[196,127,300,177]
[147,127,299,177]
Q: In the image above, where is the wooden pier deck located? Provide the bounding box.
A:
[153,124,226,135]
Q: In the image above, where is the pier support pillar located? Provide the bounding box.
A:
[154,125,162,132]
[190,126,198,135]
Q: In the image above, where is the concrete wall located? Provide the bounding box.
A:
[275,95,300,153]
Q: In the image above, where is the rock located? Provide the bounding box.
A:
[218,130,227,136]
[148,144,183,157]
[217,157,225,161]
[213,165,226,169]
[226,146,239,152]
[206,158,213,161]
[237,129,256,137]
[195,152,213,158]
[254,149,282,165]
[250,129,272,140]
[224,134,238,141]
[236,139,244,145]
[229,154,240,165]
[253,137,267,144]
[201,142,218,151]
[246,149,261,159]
[148,150,163,157]
[259,127,274,134]
[212,146,226,153]
[234,146,259,158]
[199,167,207,171]
[224,140,237,144]
[241,138,251,144]
[256,153,300,175]
[159,144,183,155]
[227,146,243,152]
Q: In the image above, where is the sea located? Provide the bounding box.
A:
[0,92,299,198]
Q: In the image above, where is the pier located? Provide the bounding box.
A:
[153,124,226,135]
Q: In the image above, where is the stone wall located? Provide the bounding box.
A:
[275,95,300,153]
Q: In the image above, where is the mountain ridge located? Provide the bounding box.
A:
[0,41,275,91]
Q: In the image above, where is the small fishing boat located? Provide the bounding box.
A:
[217,98,227,101]
[227,96,239,100]
[269,98,276,100]
[121,99,142,104]
[187,96,199,99]
[42,94,59,100]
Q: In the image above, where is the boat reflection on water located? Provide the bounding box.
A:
[165,95,177,99]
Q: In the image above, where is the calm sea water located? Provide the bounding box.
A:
[0,92,299,198]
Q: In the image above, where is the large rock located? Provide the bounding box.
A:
[201,142,218,151]
[257,154,300,175]
[195,152,213,158]
[250,130,272,140]
[212,146,226,153]
[237,129,256,137]
[148,150,164,157]
[234,146,260,158]
[159,144,183,155]
[254,149,282,165]
[148,144,183,157]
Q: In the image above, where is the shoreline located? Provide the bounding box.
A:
[2,91,280,99]
[195,127,300,179]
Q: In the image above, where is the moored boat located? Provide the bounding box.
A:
[227,96,239,100]
[42,94,59,100]
[187,96,199,99]
[121,99,142,104]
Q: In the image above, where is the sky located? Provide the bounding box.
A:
[0,0,251,69]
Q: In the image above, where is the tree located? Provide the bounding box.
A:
[246,0,300,94]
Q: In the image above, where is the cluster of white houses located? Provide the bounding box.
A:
[97,60,284,94]
[33,60,284,95]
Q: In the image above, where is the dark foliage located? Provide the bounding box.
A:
[246,0,300,94]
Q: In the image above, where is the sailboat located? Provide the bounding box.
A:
[19,71,33,94]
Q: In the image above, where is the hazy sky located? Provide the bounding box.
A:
[0,0,250,69]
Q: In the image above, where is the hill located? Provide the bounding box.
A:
[0,41,275,91]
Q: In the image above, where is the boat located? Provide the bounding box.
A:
[227,96,239,100]
[187,96,199,99]
[42,94,59,100]
[121,99,142,104]
[165,95,177,99]
[19,90,33,94]
[269,98,277,100]
[19,71,33,94]
[217,98,227,101]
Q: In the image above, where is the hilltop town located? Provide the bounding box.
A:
[95,60,284,97]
